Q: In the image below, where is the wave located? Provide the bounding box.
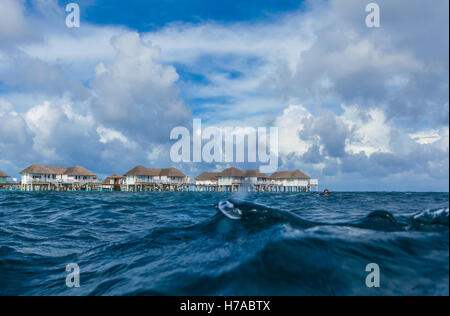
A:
[1,192,447,295]
[218,199,449,232]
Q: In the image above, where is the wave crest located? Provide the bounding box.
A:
[216,200,449,232]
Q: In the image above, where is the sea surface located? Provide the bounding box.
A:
[0,191,448,296]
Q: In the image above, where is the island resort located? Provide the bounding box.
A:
[102,174,126,191]
[194,167,318,192]
[0,165,318,192]
[122,166,188,191]
[0,170,8,184]
[18,164,101,191]
[0,170,15,190]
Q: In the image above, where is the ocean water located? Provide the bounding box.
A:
[0,191,448,296]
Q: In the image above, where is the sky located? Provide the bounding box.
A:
[0,0,448,191]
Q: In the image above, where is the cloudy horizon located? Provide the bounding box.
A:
[0,0,448,191]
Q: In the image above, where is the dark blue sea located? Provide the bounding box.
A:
[0,191,448,296]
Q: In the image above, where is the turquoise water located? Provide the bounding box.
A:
[0,191,448,295]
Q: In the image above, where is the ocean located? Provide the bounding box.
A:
[0,191,448,296]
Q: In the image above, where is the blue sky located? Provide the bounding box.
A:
[0,0,449,191]
[61,0,307,29]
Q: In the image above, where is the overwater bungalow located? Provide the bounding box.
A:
[194,168,268,192]
[217,167,268,192]
[19,164,100,191]
[194,167,318,192]
[3,164,318,193]
[0,170,8,184]
[270,170,317,192]
[102,174,125,191]
[123,166,188,191]
[195,172,220,186]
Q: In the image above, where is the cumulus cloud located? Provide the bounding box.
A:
[23,101,96,160]
[124,0,448,135]
[0,0,28,47]
[0,0,447,190]
[288,0,449,126]
[1,54,91,99]
[273,103,449,190]
[0,97,176,176]
[0,0,63,50]
[93,32,192,143]
[96,126,137,149]
[0,99,34,165]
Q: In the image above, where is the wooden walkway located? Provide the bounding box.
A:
[0,182,318,192]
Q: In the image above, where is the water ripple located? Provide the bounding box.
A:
[0,191,448,296]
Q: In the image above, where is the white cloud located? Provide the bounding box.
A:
[146,145,165,163]
[24,101,95,159]
[0,98,31,146]
[93,32,191,143]
[97,126,137,149]
[341,105,392,155]
[409,127,449,146]
[0,0,27,44]
[0,0,448,190]
[21,26,121,64]
[274,105,315,157]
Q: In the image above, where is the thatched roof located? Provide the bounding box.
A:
[160,167,186,178]
[215,168,268,178]
[64,166,97,177]
[103,174,124,184]
[221,167,245,177]
[124,166,186,178]
[270,170,310,180]
[195,172,220,181]
[20,164,58,175]
[19,164,97,177]
[195,168,268,180]
[243,169,268,178]
[47,167,69,174]
[124,166,160,176]
[108,174,124,179]
[0,170,9,178]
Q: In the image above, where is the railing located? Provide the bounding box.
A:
[133,179,190,185]
[25,179,101,185]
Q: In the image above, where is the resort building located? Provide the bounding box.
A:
[195,172,220,186]
[216,167,268,191]
[270,170,317,192]
[2,164,319,193]
[123,166,188,191]
[0,170,8,184]
[194,168,269,192]
[19,164,100,191]
[194,167,317,192]
[102,174,125,191]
